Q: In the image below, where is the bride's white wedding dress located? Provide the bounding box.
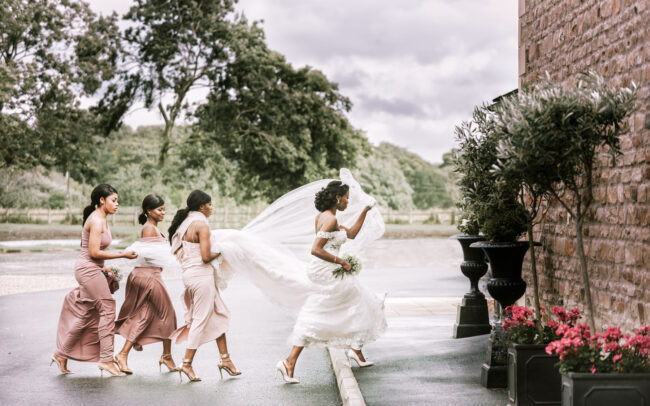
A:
[290,228,386,348]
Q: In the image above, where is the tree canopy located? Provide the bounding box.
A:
[0,0,120,177]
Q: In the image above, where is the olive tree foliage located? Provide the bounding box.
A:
[0,0,121,177]
[95,0,244,167]
[493,72,637,331]
[187,22,369,201]
[454,105,528,240]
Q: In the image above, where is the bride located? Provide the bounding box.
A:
[276,179,387,383]
[208,169,387,383]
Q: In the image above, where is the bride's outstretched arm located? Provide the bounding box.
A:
[341,205,373,240]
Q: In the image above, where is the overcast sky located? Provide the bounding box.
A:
[88,0,518,164]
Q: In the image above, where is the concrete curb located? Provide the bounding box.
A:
[328,347,366,406]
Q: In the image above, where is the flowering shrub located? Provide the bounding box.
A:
[546,325,650,374]
[502,305,581,345]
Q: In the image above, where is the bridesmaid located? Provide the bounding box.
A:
[113,194,178,374]
[51,184,137,376]
[168,190,240,382]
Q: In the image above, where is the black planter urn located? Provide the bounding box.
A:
[451,234,491,338]
[470,241,531,389]
[561,372,650,406]
[508,344,561,406]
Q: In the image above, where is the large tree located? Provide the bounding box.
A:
[97,0,242,166]
[187,22,368,200]
[0,0,120,177]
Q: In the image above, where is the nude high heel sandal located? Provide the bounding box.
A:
[113,353,133,374]
[178,359,201,382]
[50,355,72,374]
[346,349,374,367]
[276,360,299,384]
[98,363,126,377]
[217,353,242,379]
[159,353,178,372]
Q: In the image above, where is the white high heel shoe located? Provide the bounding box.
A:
[346,350,374,367]
[276,360,299,384]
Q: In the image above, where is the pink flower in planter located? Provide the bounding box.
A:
[604,341,620,352]
[603,327,622,342]
[547,320,559,329]
[590,365,597,374]
[568,308,581,322]
[612,354,622,363]
[552,306,569,322]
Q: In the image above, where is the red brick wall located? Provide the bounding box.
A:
[518,0,649,331]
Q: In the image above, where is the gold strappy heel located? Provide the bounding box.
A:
[113,353,133,374]
[217,353,242,379]
[159,353,178,372]
[178,359,201,382]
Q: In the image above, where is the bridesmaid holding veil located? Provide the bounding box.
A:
[168,190,241,382]
[113,194,178,374]
[51,184,137,376]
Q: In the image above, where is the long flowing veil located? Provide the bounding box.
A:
[210,168,385,314]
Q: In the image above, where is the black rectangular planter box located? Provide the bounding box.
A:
[508,343,561,406]
[561,372,650,406]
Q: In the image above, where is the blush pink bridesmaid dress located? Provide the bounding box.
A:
[114,233,177,350]
[55,222,117,363]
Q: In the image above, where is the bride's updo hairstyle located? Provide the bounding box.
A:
[83,184,118,225]
[138,194,165,225]
[314,180,349,212]
[168,189,212,240]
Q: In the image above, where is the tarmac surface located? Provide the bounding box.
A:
[0,238,508,405]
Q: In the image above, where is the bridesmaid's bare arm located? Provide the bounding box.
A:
[86,216,137,260]
[197,222,220,263]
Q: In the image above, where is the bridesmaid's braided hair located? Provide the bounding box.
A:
[168,190,212,242]
[314,180,349,212]
[139,194,165,225]
[82,184,118,225]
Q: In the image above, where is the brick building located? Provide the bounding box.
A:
[518,0,649,331]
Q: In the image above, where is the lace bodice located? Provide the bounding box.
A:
[316,229,347,254]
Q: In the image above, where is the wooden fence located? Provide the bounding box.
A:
[0,206,457,227]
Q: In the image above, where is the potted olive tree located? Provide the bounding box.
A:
[455,104,529,388]
[495,72,637,332]
[451,115,494,339]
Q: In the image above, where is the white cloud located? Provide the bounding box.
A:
[87,0,518,163]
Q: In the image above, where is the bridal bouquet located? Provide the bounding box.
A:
[332,255,362,279]
[103,267,124,282]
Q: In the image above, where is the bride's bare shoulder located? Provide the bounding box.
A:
[316,213,338,232]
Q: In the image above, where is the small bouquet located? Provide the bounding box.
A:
[332,254,362,279]
[103,266,123,282]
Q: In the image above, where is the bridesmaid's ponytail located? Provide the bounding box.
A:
[82,184,118,225]
[168,190,212,243]
[82,204,96,225]
[168,208,189,241]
